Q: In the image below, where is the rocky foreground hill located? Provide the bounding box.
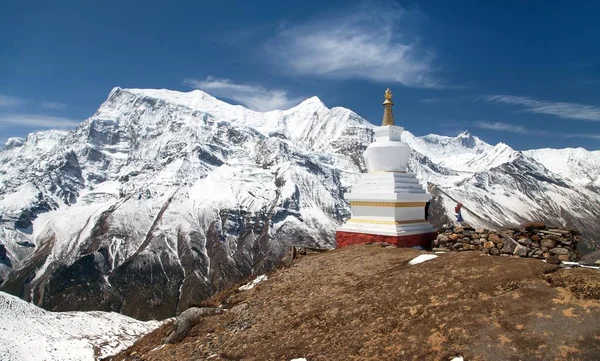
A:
[1,87,599,320]
[109,245,600,361]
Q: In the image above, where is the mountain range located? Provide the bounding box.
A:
[0,87,598,319]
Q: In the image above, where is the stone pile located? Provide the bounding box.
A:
[432,222,581,262]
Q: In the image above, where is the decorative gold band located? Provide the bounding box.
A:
[350,201,426,208]
[347,218,428,225]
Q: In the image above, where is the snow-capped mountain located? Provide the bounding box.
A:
[0,87,598,320]
[524,147,600,190]
[0,290,161,360]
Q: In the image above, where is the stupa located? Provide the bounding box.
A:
[336,88,437,248]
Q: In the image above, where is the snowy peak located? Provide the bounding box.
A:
[293,96,326,110]
[524,147,600,187]
[93,87,368,153]
[456,130,479,149]
[402,130,491,169]
[465,142,521,171]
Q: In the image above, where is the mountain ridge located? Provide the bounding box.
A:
[1,87,598,319]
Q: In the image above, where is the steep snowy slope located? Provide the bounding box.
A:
[0,87,373,319]
[0,87,598,320]
[524,147,600,189]
[0,290,161,361]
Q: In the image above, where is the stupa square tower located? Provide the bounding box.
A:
[336,89,437,248]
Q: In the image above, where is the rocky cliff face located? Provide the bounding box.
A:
[0,88,598,319]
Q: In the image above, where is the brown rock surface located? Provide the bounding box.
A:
[108,245,600,361]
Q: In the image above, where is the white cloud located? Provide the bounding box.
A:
[0,95,24,108]
[422,98,443,103]
[474,121,530,134]
[473,121,599,141]
[0,113,80,128]
[484,95,600,121]
[564,133,600,140]
[184,76,304,111]
[264,3,442,88]
[41,101,67,110]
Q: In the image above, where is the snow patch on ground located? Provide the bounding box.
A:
[238,274,268,291]
[408,254,439,265]
[0,291,162,361]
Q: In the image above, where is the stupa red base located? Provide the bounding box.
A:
[336,231,437,249]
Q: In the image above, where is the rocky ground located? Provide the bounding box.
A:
[108,244,600,361]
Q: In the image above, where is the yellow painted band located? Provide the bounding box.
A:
[347,218,428,225]
[350,201,426,208]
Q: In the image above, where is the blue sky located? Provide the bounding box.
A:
[1,0,599,150]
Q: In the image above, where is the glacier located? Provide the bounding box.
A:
[0,87,598,319]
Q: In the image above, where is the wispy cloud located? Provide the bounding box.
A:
[564,133,600,140]
[264,2,444,88]
[484,95,600,121]
[0,94,68,111]
[422,98,443,103]
[41,101,67,110]
[0,113,80,128]
[474,121,531,134]
[184,76,304,111]
[473,121,599,141]
[0,94,25,108]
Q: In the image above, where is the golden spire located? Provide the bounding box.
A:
[382,88,395,126]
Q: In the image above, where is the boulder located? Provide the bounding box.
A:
[540,238,556,248]
[489,248,500,256]
[531,249,544,259]
[514,245,528,257]
[550,248,569,255]
[437,234,449,243]
[448,234,459,241]
[531,235,541,242]
[518,238,532,246]
[163,307,223,344]
[502,241,517,254]
[483,241,495,249]
[488,234,502,244]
